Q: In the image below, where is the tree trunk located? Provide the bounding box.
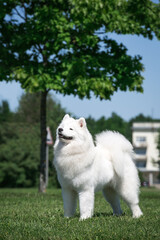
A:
[39,90,48,193]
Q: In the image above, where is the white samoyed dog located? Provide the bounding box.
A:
[54,114,143,220]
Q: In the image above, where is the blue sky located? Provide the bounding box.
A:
[0,34,160,121]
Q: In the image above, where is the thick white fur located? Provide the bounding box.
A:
[54,114,143,220]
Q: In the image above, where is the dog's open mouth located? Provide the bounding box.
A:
[59,133,73,140]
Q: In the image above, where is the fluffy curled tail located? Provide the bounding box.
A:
[96,131,134,177]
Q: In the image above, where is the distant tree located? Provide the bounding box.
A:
[0,100,12,122]
[96,117,109,133]
[1,0,159,192]
[0,123,40,187]
[15,92,66,136]
[87,112,128,138]
[105,113,128,137]
[85,116,95,131]
[86,116,105,137]
[16,92,41,124]
[129,114,153,123]
[0,93,66,188]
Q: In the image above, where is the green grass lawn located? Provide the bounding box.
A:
[0,187,160,240]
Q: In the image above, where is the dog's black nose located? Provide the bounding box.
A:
[58,128,63,133]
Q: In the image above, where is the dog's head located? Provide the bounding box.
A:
[57,114,87,144]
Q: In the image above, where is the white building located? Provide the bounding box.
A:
[132,122,160,185]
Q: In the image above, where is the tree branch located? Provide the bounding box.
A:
[14,7,26,21]
[35,44,43,53]
[22,3,28,22]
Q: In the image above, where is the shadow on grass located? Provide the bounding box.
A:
[94,212,126,218]
[59,212,114,219]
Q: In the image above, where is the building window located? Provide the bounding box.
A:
[136,160,146,168]
[134,148,146,155]
[136,136,146,142]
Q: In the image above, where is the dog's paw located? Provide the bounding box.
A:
[132,209,143,218]
[79,214,92,221]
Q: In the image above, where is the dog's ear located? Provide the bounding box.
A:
[63,114,70,121]
[78,118,86,128]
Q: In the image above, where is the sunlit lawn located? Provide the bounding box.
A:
[0,187,160,240]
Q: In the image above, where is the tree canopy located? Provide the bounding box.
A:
[1,0,159,98]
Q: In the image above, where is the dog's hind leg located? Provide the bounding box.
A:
[62,188,77,218]
[102,186,123,216]
[118,184,143,218]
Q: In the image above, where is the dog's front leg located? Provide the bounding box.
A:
[79,189,94,220]
[62,188,77,218]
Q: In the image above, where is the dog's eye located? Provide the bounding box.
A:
[69,128,73,130]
